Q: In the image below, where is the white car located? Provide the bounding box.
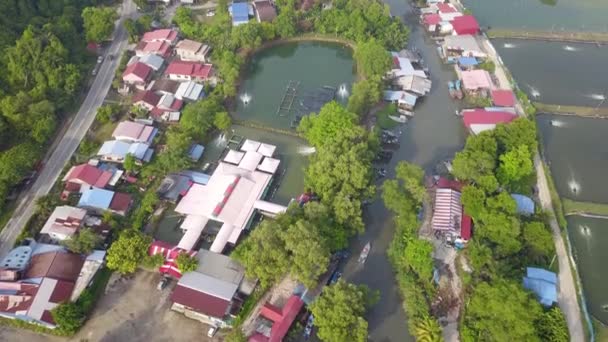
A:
[97,56,104,64]
[207,326,218,337]
[206,11,215,17]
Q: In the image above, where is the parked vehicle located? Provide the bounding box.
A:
[448,81,457,99]
[454,79,464,99]
[157,276,170,291]
[207,326,218,337]
[97,56,104,64]
[358,242,371,264]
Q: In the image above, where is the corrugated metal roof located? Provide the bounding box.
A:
[78,188,114,210]
[432,188,462,231]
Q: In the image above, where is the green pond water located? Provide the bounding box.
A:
[234,41,355,129]
[463,0,608,32]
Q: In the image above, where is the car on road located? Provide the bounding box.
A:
[92,68,97,76]
[97,56,104,64]
[157,276,170,291]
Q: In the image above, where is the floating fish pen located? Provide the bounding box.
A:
[276,80,301,116]
[300,85,337,112]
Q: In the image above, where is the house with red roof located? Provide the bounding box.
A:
[62,163,113,192]
[39,206,87,242]
[133,90,161,111]
[451,15,480,35]
[491,89,516,107]
[135,40,172,58]
[169,249,255,328]
[112,121,158,144]
[460,69,494,95]
[141,29,179,45]
[165,60,215,83]
[122,62,153,89]
[248,295,304,342]
[436,3,461,21]
[422,13,441,32]
[431,178,472,241]
[461,108,516,134]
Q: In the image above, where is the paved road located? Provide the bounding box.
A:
[0,0,137,258]
[535,156,585,342]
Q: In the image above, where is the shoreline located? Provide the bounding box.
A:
[487,29,608,44]
[534,102,608,118]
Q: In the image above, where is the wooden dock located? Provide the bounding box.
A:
[276,81,300,116]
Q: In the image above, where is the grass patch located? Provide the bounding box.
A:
[375,104,399,129]
[533,102,608,118]
[0,201,17,233]
[593,318,608,342]
[563,198,608,216]
[92,120,119,144]
[542,162,567,230]
[231,286,267,328]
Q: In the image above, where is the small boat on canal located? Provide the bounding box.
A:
[358,242,371,264]
[454,79,464,99]
[448,81,457,99]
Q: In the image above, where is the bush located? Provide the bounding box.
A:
[141,253,165,269]
[51,302,84,335]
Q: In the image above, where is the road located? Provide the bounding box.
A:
[0,0,137,258]
[535,156,585,342]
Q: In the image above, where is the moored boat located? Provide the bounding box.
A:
[358,242,371,264]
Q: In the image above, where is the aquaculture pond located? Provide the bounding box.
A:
[234,41,355,130]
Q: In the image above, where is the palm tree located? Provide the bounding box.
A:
[414,315,443,342]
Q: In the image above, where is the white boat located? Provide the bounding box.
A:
[358,242,371,264]
[389,114,408,123]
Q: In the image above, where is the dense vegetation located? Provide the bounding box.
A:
[0,0,105,210]
[450,117,569,341]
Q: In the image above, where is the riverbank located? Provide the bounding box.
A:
[563,198,608,218]
[534,102,608,118]
[487,29,608,44]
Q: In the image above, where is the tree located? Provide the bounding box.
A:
[96,104,116,124]
[310,280,372,342]
[354,39,391,78]
[214,111,232,132]
[477,211,522,256]
[452,132,497,183]
[106,230,152,274]
[232,220,290,288]
[413,315,443,342]
[347,78,382,116]
[404,238,434,282]
[298,101,359,148]
[180,97,224,139]
[302,201,349,251]
[82,7,117,43]
[176,252,199,273]
[497,144,533,187]
[274,9,297,38]
[523,221,555,265]
[461,185,487,219]
[462,280,543,342]
[62,228,102,254]
[283,220,330,288]
[52,302,84,335]
[123,154,137,173]
[494,118,537,155]
[142,253,165,269]
[537,307,569,342]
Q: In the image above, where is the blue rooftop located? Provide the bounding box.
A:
[180,170,211,185]
[78,188,114,210]
[511,194,535,215]
[458,56,478,66]
[231,3,249,25]
[523,267,558,307]
[188,144,205,161]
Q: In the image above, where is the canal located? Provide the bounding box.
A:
[462,0,608,32]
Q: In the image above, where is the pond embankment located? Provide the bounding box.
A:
[487,29,608,44]
[534,103,608,118]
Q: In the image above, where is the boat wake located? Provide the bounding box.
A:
[568,178,580,195]
[563,45,579,52]
[586,93,606,101]
[580,225,592,237]
[297,146,316,155]
[527,84,541,98]
[503,43,516,48]
[550,120,566,127]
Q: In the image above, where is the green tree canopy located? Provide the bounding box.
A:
[452,131,497,183]
[52,302,84,335]
[62,228,102,254]
[106,230,152,274]
[523,221,555,265]
[180,97,224,139]
[537,307,569,342]
[354,39,391,78]
[214,111,232,132]
[176,252,199,273]
[81,7,117,43]
[310,280,372,342]
[497,144,534,187]
[298,101,359,148]
[462,280,543,342]
[347,77,383,116]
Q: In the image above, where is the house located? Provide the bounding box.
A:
[422,13,441,32]
[165,61,214,83]
[432,188,462,233]
[156,93,184,111]
[62,163,113,192]
[139,54,165,71]
[150,79,181,96]
[133,90,161,111]
[451,15,480,35]
[0,244,105,329]
[157,170,211,203]
[141,29,179,45]
[254,0,277,22]
[442,35,486,58]
[248,295,304,342]
[383,90,418,111]
[392,75,432,96]
[511,194,535,215]
[457,57,478,70]
[460,69,493,94]
[461,108,516,134]
[388,54,428,79]
[436,3,462,22]
[122,62,153,88]
[135,40,172,58]
[173,140,285,254]
[78,188,133,216]
[112,121,158,144]
[491,89,516,107]
[175,81,205,102]
[175,39,211,62]
[230,2,250,26]
[39,206,87,242]
[170,249,255,327]
[97,140,154,163]
[523,267,557,307]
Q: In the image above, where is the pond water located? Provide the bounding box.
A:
[493,39,608,107]
[234,41,354,130]
[462,0,608,32]
[567,216,608,324]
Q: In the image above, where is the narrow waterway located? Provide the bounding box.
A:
[341,1,465,341]
[462,0,608,32]
[493,39,608,107]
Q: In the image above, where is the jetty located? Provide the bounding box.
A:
[276,80,300,116]
[487,29,608,44]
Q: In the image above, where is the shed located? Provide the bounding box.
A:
[188,144,205,161]
[491,90,516,107]
[523,267,558,306]
[231,2,250,26]
[139,54,165,71]
[511,194,535,215]
[458,56,478,67]
[451,15,480,35]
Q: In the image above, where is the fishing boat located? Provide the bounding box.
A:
[389,114,408,123]
[448,81,457,99]
[454,79,464,100]
[358,242,371,264]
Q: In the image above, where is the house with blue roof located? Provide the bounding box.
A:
[523,267,558,307]
[97,140,154,164]
[511,194,535,215]
[78,187,133,216]
[230,2,250,26]
[188,144,205,161]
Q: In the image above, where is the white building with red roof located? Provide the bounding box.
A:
[122,62,153,88]
[39,206,87,242]
[141,29,179,45]
[112,121,158,144]
[165,60,215,83]
[461,108,516,134]
[62,163,113,191]
[133,90,161,111]
[135,40,172,58]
